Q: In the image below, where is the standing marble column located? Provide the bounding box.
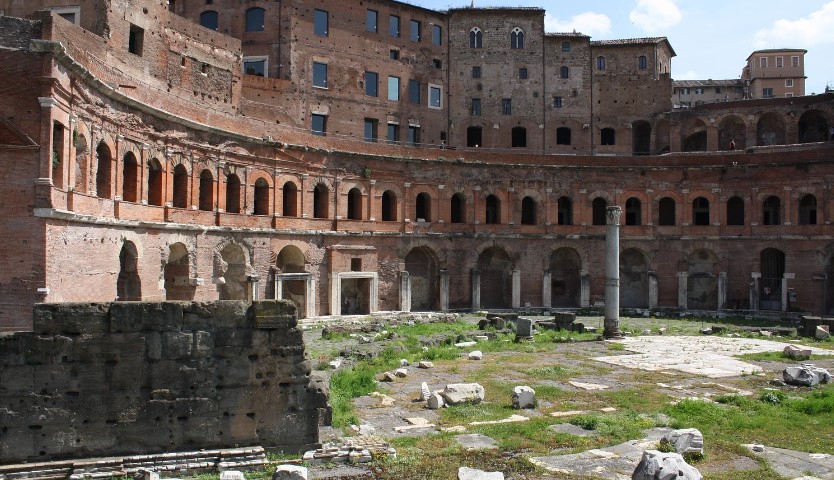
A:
[604,206,624,339]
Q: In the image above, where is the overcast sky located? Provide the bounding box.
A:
[411,0,834,94]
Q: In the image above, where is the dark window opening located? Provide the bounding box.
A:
[200,10,218,30]
[467,126,482,147]
[314,9,328,36]
[225,174,240,213]
[416,192,430,221]
[799,194,817,225]
[365,71,378,96]
[282,182,298,217]
[172,164,188,209]
[557,196,572,225]
[556,127,571,145]
[560,66,569,79]
[311,114,327,136]
[253,178,269,215]
[128,24,144,56]
[692,197,710,225]
[510,28,524,49]
[198,169,214,211]
[601,128,616,145]
[367,10,378,33]
[389,15,400,37]
[314,184,329,218]
[347,188,362,220]
[592,197,607,225]
[451,193,465,223]
[521,196,536,225]
[485,194,500,224]
[511,127,527,148]
[470,29,482,48]
[381,191,396,221]
[658,197,675,225]
[351,258,362,272]
[763,196,781,225]
[625,197,641,225]
[364,118,378,142]
[245,7,265,32]
[727,196,745,225]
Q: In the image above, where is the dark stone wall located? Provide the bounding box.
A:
[0,300,329,463]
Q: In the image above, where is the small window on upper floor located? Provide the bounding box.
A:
[50,6,81,25]
[200,10,218,31]
[501,98,512,115]
[432,58,442,69]
[245,7,264,32]
[429,85,442,109]
[639,55,647,70]
[791,56,799,67]
[367,9,378,33]
[410,19,421,42]
[519,67,528,80]
[560,66,569,79]
[432,24,442,45]
[128,24,144,56]
[760,57,767,68]
[470,28,482,48]
[552,96,562,108]
[311,114,327,136]
[785,79,793,87]
[510,27,524,49]
[472,66,482,78]
[314,9,328,36]
[389,15,400,37]
[409,79,421,105]
[776,56,783,67]
[561,41,570,52]
[390,49,400,60]
[243,57,267,77]
[312,62,328,88]
[596,56,606,70]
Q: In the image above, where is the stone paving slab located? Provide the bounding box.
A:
[455,434,498,451]
[594,336,834,378]
[744,444,834,479]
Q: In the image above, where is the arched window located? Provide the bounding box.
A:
[451,193,466,223]
[560,66,569,79]
[253,178,270,215]
[485,194,500,224]
[469,27,482,48]
[225,173,241,213]
[282,181,298,217]
[521,196,536,225]
[638,55,647,70]
[314,183,329,219]
[172,164,188,208]
[416,192,431,221]
[799,194,817,225]
[347,188,362,220]
[763,196,781,225]
[558,196,572,225]
[556,127,571,145]
[96,141,112,199]
[511,126,527,148]
[592,197,607,225]
[625,197,641,225]
[596,56,606,71]
[510,27,524,49]
[245,7,265,32]
[658,197,675,226]
[122,152,138,203]
[381,190,397,221]
[692,197,710,226]
[601,128,616,145]
[200,10,218,31]
[198,169,214,211]
[727,196,745,226]
[147,159,163,206]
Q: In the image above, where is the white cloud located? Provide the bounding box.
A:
[544,12,612,37]
[629,0,682,34]
[753,2,834,48]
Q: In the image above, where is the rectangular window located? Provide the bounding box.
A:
[776,56,783,67]
[410,19,421,42]
[314,9,328,36]
[432,24,442,45]
[762,87,774,98]
[785,79,793,87]
[432,58,442,69]
[695,87,704,95]
[387,76,400,101]
[243,57,267,77]
[681,87,690,95]
[791,56,799,67]
[519,67,528,80]
[561,41,570,52]
[364,118,378,142]
[390,49,400,60]
[387,123,399,144]
[49,6,80,25]
[471,98,481,116]
[128,24,144,56]
[429,85,442,109]
[408,125,420,146]
[312,62,328,88]
[786,93,794,98]
[714,86,722,94]
[408,79,421,104]
[389,15,400,37]
[365,71,378,96]
[501,98,512,115]
[472,66,481,78]
[367,9,378,33]
[760,57,767,68]
[311,114,326,136]
[552,96,562,108]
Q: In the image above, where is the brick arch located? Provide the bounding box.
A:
[756,111,787,146]
[168,154,192,174]
[717,114,747,150]
[680,117,708,152]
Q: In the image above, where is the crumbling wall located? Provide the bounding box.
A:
[0,300,329,463]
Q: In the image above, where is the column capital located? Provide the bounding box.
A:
[605,206,622,225]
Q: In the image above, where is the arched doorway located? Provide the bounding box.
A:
[550,248,581,307]
[687,249,718,310]
[718,115,746,150]
[217,243,249,300]
[757,112,786,146]
[760,248,785,311]
[798,110,829,143]
[276,245,308,316]
[405,247,438,311]
[620,248,648,308]
[632,121,651,155]
[164,243,195,300]
[477,247,512,308]
[117,241,141,301]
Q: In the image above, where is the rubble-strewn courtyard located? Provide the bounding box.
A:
[300,313,834,479]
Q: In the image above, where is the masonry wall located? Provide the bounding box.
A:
[0,300,329,463]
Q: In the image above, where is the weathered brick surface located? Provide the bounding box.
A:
[0,300,329,463]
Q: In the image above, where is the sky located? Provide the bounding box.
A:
[409,0,834,94]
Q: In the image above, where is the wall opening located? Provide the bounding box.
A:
[199,169,214,211]
[521,196,536,225]
[253,178,269,215]
[485,194,500,224]
[282,181,298,217]
[405,247,438,311]
[550,248,581,307]
[620,248,648,308]
[381,190,397,221]
[347,188,362,220]
[451,193,466,223]
[122,152,138,203]
[477,247,512,308]
[164,243,195,301]
[592,197,607,225]
[687,249,718,310]
[116,241,141,301]
[658,197,676,225]
[314,183,329,218]
[172,164,188,208]
[416,192,431,221]
[225,174,241,213]
[760,248,785,311]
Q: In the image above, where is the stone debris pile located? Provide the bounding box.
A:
[783,364,831,387]
[632,450,703,480]
[302,436,396,464]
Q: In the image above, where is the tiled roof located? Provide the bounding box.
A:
[545,32,591,38]
[591,37,676,56]
[672,79,742,87]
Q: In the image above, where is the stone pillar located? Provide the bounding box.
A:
[439,269,449,311]
[306,275,317,317]
[368,179,376,221]
[718,272,728,310]
[542,270,552,308]
[648,271,658,309]
[400,271,411,312]
[677,272,688,309]
[750,272,761,311]
[604,206,623,338]
[511,270,521,308]
[782,273,795,312]
[746,115,757,149]
[274,276,282,300]
[471,269,481,310]
[330,272,341,315]
[580,270,591,307]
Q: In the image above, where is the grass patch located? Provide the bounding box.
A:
[438,401,510,425]
[525,365,573,381]
[329,365,378,427]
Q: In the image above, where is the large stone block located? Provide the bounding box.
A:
[163,331,194,360]
[250,301,297,330]
[109,302,183,333]
[440,383,485,405]
[632,450,702,480]
[33,303,109,335]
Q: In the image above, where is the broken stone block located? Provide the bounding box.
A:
[816,325,831,340]
[440,383,485,405]
[273,464,308,480]
[380,372,396,382]
[783,364,831,386]
[468,350,483,360]
[420,382,431,401]
[511,386,536,409]
[417,361,434,369]
[427,393,445,409]
[658,327,667,335]
[455,341,477,347]
[220,471,245,480]
[516,317,534,337]
[400,359,409,367]
[458,467,504,480]
[700,328,713,335]
[329,359,342,369]
[632,450,703,480]
[395,368,408,378]
[661,428,704,456]
[783,345,812,361]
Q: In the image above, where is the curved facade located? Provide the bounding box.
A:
[0,1,833,331]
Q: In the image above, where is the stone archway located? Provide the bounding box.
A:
[405,246,438,311]
[216,243,250,300]
[687,249,718,310]
[620,248,648,308]
[164,243,195,300]
[757,112,786,146]
[550,248,581,307]
[276,245,309,316]
[117,241,141,301]
[477,247,512,309]
[798,110,829,143]
[718,115,746,150]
